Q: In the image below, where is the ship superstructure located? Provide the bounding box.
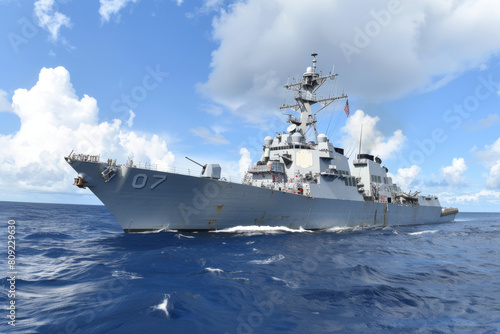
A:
[66,54,458,232]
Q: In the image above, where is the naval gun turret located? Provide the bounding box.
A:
[186,157,221,179]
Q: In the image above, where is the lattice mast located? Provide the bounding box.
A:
[280,53,347,140]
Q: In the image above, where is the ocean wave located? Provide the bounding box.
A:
[135,228,178,234]
[3,202,500,334]
[232,277,250,282]
[212,225,313,235]
[272,276,298,288]
[111,270,143,280]
[248,254,285,265]
[153,294,170,318]
[25,231,72,240]
[175,233,195,239]
[324,226,362,233]
[409,230,439,236]
[203,267,224,274]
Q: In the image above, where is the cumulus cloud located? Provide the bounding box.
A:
[477,137,500,189]
[389,165,421,192]
[34,0,71,41]
[199,0,500,123]
[99,0,139,22]
[441,158,467,186]
[0,89,12,112]
[238,147,251,179]
[486,162,500,189]
[126,109,135,127]
[0,66,174,194]
[189,126,230,145]
[341,109,406,160]
[443,189,500,204]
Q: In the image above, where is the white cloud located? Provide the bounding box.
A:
[189,126,230,145]
[389,165,422,192]
[441,157,467,186]
[477,137,500,165]
[443,189,500,204]
[34,0,71,41]
[238,147,251,179]
[341,109,406,160]
[201,104,223,116]
[486,162,500,189]
[99,0,139,23]
[463,114,498,131]
[0,89,12,112]
[477,137,500,189]
[200,0,500,123]
[126,109,135,127]
[186,0,226,18]
[0,66,174,194]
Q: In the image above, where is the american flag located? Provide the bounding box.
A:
[344,99,350,117]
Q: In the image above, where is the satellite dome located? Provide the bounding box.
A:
[317,134,328,143]
[291,132,303,143]
[264,136,273,145]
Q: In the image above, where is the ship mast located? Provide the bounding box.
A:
[280,53,347,140]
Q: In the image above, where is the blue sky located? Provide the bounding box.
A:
[0,0,500,212]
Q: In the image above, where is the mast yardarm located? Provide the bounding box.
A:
[280,53,347,140]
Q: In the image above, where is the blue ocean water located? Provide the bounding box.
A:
[0,201,499,334]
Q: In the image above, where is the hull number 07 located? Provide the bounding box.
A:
[132,174,167,189]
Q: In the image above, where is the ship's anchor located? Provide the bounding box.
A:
[73,176,88,189]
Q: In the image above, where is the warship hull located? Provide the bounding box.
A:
[69,160,457,232]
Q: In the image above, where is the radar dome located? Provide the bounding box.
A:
[291,132,303,143]
[264,136,273,145]
[317,134,328,143]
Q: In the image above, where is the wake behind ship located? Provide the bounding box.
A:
[66,54,458,232]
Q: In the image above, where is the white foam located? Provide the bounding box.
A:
[112,270,143,280]
[232,277,250,282]
[153,294,170,318]
[135,228,177,234]
[271,276,298,288]
[248,254,285,265]
[324,226,359,233]
[204,267,224,274]
[175,233,195,239]
[212,225,313,235]
[409,230,438,236]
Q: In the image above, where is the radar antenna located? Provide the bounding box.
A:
[280,53,347,141]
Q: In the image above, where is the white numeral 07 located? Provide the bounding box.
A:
[132,174,167,189]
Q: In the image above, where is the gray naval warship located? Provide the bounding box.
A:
[66,54,458,232]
